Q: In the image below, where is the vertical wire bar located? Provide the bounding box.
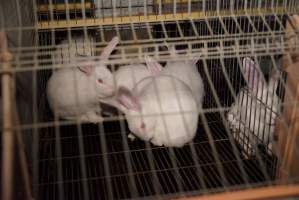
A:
[202,59,229,187]
[47,1,66,197]
[150,78,184,195]
[81,0,86,20]
[96,0,103,19]
[251,49,272,180]
[65,0,70,25]
[48,0,54,27]
[31,0,40,193]
[235,50,248,155]
[218,54,251,185]
[216,0,220,14]
[112,0,116,21]
[98,104,113,199]
[13,92,33,200]
[146,22,154,40]
[189,19,199,37]
[188,142,209,192]
[129,0,132,18]
[158,0,162,15]
[0,31,14,200]
[14,0,22,48]
[144,143,161,196]
[218,17,229,35]
[119,119,139,198]
[170,44,208,191]
[77,124,90,200]
[52,57,65,200]
[244,0,248,11]
[130,23,137,41]
[74,37,90,200]
[161,21,169,39]
[187,0,191,15]
[175,21,184,39]
[144,0,147,18]
[173,0,176,17]
[204,18,214,37]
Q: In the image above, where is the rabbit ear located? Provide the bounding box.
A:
[117,86,141,111]
[78,65,94,76]
[145,55,162,76]
[268,68,280,90]
[100,36,119,61]
[242,57,264,90]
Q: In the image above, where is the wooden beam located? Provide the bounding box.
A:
[37,7,289,30]
[172,185,299,200]
[277,14,299,182]
[0,31,14,200]
[37,2,93,12]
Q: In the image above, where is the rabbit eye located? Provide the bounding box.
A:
[140,122,146,129]
[97,79,103,84]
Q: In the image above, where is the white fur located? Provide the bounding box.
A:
[47,36,119,123]
[227,57,281,156]
[104,62,162,112]
[115,64,154,91]
[162,60,204,108]
[117,76,199,147]
[145,46,204,109]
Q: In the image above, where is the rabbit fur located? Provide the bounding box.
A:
[227,57,281,156]
[145,45,204,109]
[116,75,199,147]
[47,36,119,123]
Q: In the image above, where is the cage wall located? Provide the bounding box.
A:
[1,0,299,200]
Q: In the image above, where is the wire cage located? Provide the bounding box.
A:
[1,0,299,200]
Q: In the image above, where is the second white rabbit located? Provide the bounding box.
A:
[227,57,281,156]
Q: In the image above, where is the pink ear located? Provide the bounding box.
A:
[117,86,141,111]
[145,56,162,76]
[78,65,94,76]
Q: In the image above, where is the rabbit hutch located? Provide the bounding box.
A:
[0,0,299,200]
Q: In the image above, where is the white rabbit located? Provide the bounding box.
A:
[47,36,119,123]
[116,75,199,147]
[115,63,162,91]
[227,57,281,156]
[145,46,204,109]
[102,62,162,112]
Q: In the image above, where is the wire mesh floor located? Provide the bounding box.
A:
[36,112,277,200]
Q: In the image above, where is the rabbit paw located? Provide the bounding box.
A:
[150,137,163,146]
[80,112,104,124]
[128,133,136,141]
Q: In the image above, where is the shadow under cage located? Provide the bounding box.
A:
[32,15,287,200]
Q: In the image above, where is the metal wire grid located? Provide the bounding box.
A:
[1,1,299,200]
[34,0,296,20]
[5,13,293,73]
[31,56,281,200]
[3,47,294,199]
[36,114,277,200]
[2,12,296,199]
